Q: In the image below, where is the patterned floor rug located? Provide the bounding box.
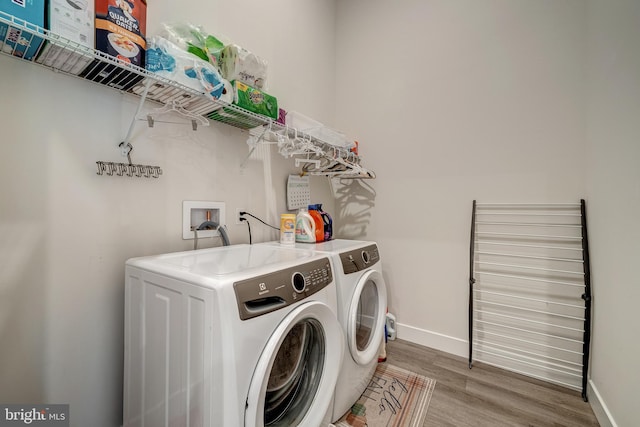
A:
[334,363,436,427]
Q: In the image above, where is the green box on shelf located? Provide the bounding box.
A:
[231,80,278,120]
[207,106,269,130]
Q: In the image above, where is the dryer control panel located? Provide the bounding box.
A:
[234,257,333,320]
[339,244,380,275]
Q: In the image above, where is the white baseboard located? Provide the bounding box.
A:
[395,323,618,427]
[395,322,468,358]
[587,380,617,427]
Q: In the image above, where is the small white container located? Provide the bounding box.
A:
[280,214,296,245]
[286,111,322,131]
[386,312,397,341]
[287,111,354,149]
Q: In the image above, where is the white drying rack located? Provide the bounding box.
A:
[468,201,592,401]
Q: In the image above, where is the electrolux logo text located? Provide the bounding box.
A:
[0,405,68,427]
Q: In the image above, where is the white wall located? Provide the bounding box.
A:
[0,1,336,425]
[335,0,586,354]
[585,1,640,426]
[333,1,639,425]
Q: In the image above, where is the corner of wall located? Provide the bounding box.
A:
[587,380,618,427]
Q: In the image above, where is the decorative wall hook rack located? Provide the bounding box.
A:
[96,142,163,178]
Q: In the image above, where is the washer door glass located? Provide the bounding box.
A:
[245,301,343,427]
[348,269,387,365]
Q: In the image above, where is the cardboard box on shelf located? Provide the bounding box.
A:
[0,0,47,60]
[36,0,95,74]
[94,0,146,67]
[78,0,147,89]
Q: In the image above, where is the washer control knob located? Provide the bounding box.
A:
[362,250,370,264]
[292,272,306,293]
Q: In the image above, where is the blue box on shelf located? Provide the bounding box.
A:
[0,0,46,60]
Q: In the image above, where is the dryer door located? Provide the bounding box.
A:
[347,269,388,365]
[245,301,343,427]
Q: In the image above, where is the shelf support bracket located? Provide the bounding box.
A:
[240,123,274,168]
[122,79,153,146]
[295,158,321,169]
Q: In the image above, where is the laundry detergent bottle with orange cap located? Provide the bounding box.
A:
[309,203,332,241]
[295,208,316,243]
[308,208,325,243]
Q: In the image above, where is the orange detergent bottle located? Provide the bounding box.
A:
[308,208,325,243]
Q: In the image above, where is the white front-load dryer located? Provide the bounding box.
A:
[261,240,388,422]
[123,244,344,427]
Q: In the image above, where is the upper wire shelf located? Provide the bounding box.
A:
[0,11,375,179]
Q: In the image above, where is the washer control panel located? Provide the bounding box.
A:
[234,258,333,320]
[339,244,380,275]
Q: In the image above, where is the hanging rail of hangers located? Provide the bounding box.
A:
[0,11,375,180]
[245,122,375,179]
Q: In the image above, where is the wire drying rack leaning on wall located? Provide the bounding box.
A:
[468,201,593,400]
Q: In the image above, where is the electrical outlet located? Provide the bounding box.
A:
[236,208,245,225]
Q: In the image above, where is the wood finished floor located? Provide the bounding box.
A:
[384,339,599,427]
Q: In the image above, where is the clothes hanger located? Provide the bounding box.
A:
[145,100,209,130]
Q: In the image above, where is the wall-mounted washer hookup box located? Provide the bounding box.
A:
[182,201,226,240]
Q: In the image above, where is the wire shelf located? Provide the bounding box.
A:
[0,11,375,178]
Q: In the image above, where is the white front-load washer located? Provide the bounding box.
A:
[261,239,388,422]
[122,244,344,427]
